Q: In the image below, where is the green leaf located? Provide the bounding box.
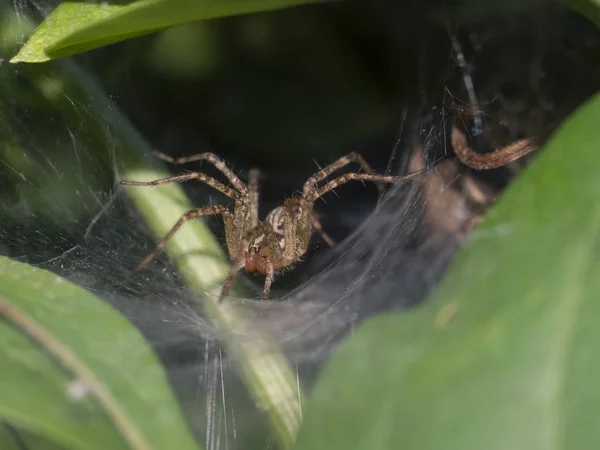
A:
[295,91,600,450]
[10,0,329,63]
[0,256,200,450]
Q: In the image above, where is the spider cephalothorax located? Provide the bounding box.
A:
[121,134,536,299]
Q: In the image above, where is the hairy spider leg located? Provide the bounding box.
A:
[263,264,276,300]
[153,151,248,195]
[302,151,404,244]
[120,166,250,272]
[307,168,429,202]
[133,205,231,271]
[303,151,385,195]
[310,213,336,247]
[120,172,242,200]
[219,257,246,301]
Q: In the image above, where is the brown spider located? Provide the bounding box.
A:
[120,151,427,300]
[120,131,537,300]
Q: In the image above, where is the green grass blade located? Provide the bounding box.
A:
[295,91,600,450]
[11,0,329,63]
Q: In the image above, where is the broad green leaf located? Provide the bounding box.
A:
[10,0,328,63]
[0,256,200,450]
[295,92,600,450]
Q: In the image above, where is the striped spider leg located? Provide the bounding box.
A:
[120,152,257,273]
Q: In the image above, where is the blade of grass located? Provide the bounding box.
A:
[10,0,329,63]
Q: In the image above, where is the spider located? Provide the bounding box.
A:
[120,131,537,300]
[120,151,428,300]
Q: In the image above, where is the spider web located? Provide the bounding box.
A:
[1,1,599,448]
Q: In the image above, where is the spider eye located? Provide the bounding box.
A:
[249,245,259,254]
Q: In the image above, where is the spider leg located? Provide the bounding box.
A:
[219,256,246,301]
[154,151,248,194]
[120,172,242,200]
[134,205,231,271]
[263,263,275,300]
[310,213,336,247]
[303,152,385,195]
[308,169,428,202]
[451,127,537,170]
